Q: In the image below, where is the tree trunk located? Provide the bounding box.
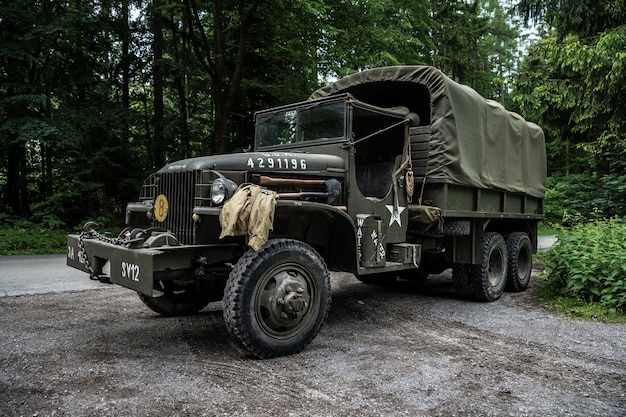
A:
[152,0,165,169]
[183,0,259,154]
[122,0,130,113]
[3,83,30,216]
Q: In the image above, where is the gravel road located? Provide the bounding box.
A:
[1,266,625,417]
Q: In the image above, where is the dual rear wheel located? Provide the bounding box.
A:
[453,231,533,301]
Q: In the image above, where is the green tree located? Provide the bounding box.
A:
[0,0,146,224]
[431,0,521,101]
[0,0,57,216]
[322,0,434,77]
[513,0,626,219]
[515,0,626,39]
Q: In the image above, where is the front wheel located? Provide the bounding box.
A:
[223,239,331,358]
[471,232,508,301]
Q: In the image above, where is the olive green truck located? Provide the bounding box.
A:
[67,66,546,358]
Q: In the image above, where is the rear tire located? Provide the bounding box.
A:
[470,232,507,301]
[506,232,533,292]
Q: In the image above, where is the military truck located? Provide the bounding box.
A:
[67,66,546,358]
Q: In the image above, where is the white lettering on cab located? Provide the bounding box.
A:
[246,157,307,170]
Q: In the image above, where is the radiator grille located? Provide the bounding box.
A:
[152,171,197,245]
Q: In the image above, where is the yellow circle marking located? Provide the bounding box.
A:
[154,194,169,222]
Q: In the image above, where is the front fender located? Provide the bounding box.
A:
[273,201,357,273]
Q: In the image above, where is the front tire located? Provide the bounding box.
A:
[471,232,507,301]
[223,239,331,358]
[506,232,533,292]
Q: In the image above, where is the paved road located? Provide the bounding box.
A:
[0,254,106,297]
[4,235,625,417]
[0,236,558,297]
[537,234,557,251]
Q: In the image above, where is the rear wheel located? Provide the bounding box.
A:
[138,280,213,316]
[506,232,533,292]
[223,239,331,358]
[471,232,507,301]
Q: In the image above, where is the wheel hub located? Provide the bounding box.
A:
[256,268,313,337]
[488,248,504,287]
[279,286,307,317]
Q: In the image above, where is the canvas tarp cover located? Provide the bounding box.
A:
[310,66,547,198]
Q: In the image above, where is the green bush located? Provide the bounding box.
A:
[544,171,626,226]
[0,214,125,256]
[0,221,69,255]
[543,173,595,224]
[541,217,626,312]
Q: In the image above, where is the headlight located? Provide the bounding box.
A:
[207,172,238,206]
[211,178,228,205]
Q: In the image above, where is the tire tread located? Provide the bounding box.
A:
[470,232,507,302]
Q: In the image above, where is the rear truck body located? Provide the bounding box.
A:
[67,66,546,358]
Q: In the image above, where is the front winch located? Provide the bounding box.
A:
[77,222,180,281]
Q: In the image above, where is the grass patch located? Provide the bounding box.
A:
[538,292,626,324]
[0,218,124,256]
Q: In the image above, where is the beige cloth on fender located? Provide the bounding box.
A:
[219,184,278,251]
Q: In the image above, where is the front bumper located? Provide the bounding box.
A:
[67,234,179,296]
[67,234,241,296]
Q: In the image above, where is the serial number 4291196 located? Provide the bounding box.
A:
[247,157,307,170]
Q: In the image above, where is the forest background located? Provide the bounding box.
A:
[1,0,625,235]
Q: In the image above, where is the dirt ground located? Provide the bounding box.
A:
[1,268,625,417]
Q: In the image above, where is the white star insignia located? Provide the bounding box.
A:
[385,205,405,227]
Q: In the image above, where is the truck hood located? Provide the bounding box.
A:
[158,151,346,174]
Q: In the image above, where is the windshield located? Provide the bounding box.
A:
[257,101,346,148]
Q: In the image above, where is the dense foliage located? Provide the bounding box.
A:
[541,218,626,312]
[0,215,69,255]
[513,0,626,222]
[0,0,523,227]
